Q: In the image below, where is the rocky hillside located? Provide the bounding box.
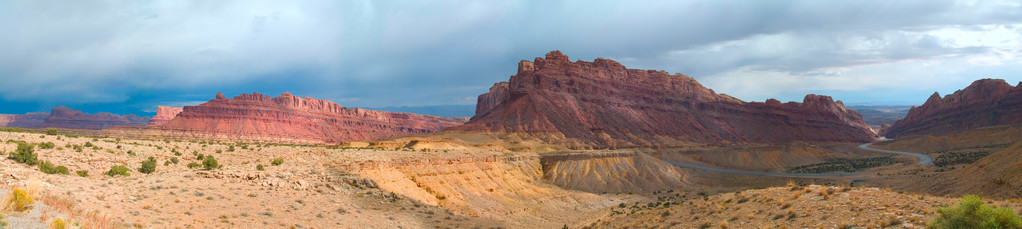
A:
[151,92,466,143]
[146,106,182,126]
[883,79,1022,138]
[40,106,149,130]
[454,51,875,148]
[592,184,1010,228]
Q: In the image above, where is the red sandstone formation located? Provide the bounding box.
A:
[454,51,876,147]
[883,79,1022,138]
[40,106,150,130]
[156,92,466,143]
[148,106,183,126]
[0,113,49,127]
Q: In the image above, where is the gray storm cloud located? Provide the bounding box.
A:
[1,0,1021,109]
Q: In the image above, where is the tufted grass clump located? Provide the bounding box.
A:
[930,195,1022,228]
[271,158,284,166]
[4,189,34,211]
[50,218,65,229]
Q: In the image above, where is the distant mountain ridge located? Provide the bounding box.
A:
[882,79,1022,138]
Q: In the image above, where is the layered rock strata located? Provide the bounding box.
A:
[453,51,875,147]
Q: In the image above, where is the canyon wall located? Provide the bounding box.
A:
[147,106,183,126]
[0,113,49,127]
[153,92,466,143]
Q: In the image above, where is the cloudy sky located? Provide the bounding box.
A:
[2,0,1022,117]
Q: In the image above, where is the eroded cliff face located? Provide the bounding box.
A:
[341,150,637,228]
[540,151,687,193]
[147,106,183,126]
[0,113,49,127]
[883,79,1022,138]
[454,51,876,147]
[155,92,466,143]
[40,106,149,130]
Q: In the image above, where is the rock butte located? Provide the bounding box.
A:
[147,106,183,126]
[40,106,149,130]
[882,78,1022,139]
[150,92,466,143]
[453,51,876,147]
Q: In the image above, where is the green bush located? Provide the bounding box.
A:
[271,158,284,166]
[105,165,130,177]
[196,153,204,160]
[84,142,93,147]
[930,195,1022,228]
[8,142,38,165]
[187,162,201,169]
[202,156,218,170]
[139,157,156,174]
[45,128,58,135]
[227,145,235,152]
[256,164,265,171]
[38,142,55,149]
[76,170,88,177]
[170,157,179,164]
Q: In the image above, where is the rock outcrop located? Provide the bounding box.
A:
[147,106,183,126]
[155,92,466,143]
[0,113,49,127]
[40,106,149,130]
[453,51,876,147]
[883,79,1022,138]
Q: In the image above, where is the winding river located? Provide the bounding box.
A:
[662,142,933,178]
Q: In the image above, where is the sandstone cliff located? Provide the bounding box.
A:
[154,92,466,143]
[883,79,1022,138]
[453,51,876,147]
[40,106,149,130]
[0,112,49,127]
[147,106,183,126]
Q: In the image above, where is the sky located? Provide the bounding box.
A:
[2,0,1022,117]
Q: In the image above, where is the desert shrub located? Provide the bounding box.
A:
[105,165,130,177]
[257,164,265,171]
[127,150,136,156]
[227,145,235,152]
[8,142,38,165]
[40,161,69,175]
[139,157,156,174]
[187,162,201,169]
[45,128,58,135]
[930,195,1022,228]
[171,157,179,164]
[50,218,65,229]
[202,156,218,170]
[84,142,93,147]
[76,170,88,177]
[271,158,284,166]
[196,153,204,160]
[5,189,34,211]
[38,142,55,149]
